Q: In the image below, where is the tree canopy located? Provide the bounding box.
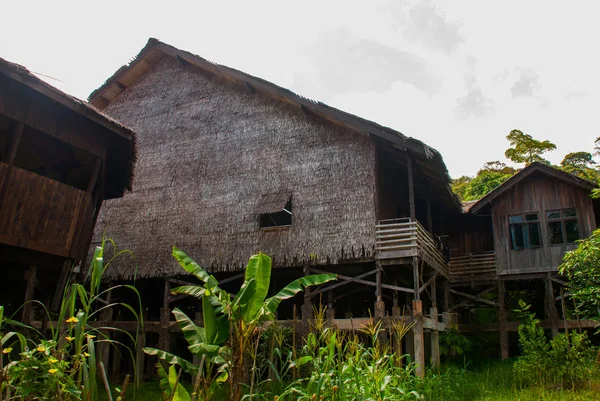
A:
[452,162,516,201]
[504,129,557,165]
[560,151,599,182]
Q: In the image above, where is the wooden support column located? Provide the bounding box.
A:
[193,310,203,365]
[413,257,420,301]
[22,265,37,324]
[301,264,313,334]
[159,281,171,352]
[326,290,335,322]
[412,300,425,378]
[136,328,146,381]
[430,307,440,369]
[392,280,401,318]
[545,274,560,338]
[426,199,433,233]
[99,290,113,375]
[374,262,385,319]
[498,281,509,360]
[52,259,73,311]
[407,155,416,220]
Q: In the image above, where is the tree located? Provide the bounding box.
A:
[559,230,600,325]
[451,175,472,200]
[560,151,599,182]
[458,161,517,201]
[504,129,556,165]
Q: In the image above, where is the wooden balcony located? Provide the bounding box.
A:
[449,251,496,280]
[375,218,449,277]
[0,162,93,259]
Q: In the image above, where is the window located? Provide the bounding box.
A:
[547,208,579,245]
[256,192,292,228]
[509,213,541,250]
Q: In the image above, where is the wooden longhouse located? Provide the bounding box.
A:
[82,39,598,377]
[0,57,137,320]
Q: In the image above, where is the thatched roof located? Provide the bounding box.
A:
[88,39,461,280]
[0,57,137,198]
[469,162,598,214]
[89,38,459,209]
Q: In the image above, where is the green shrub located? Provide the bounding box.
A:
[513,300,598,389]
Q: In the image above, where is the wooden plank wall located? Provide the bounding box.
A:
[0,163,92,258]
[492,174,596,275]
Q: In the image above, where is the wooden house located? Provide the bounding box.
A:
[82,38,599,374]
[447,163,599,359]
[0,57,137,318]
[87,39,461,376]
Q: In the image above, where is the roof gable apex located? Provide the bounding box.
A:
[469,162,597,213]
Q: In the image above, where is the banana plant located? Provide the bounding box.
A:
[146,247,336,400]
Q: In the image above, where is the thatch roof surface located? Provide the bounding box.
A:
[469,162,598,214]
[0,57,137,197]
[89,38,459,209]
[93,56,378,279]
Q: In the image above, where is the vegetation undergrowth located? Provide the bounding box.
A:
[0,238,143,401]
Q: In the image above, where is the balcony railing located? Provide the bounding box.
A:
[449,251,496,278]
[0,163,93,258]
[376,218,449,276]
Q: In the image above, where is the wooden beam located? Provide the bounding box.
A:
[86,158,102,193]
[308,267,415,294]
[448,288,499,308]
[448,286,495,311]
[426,198,433,233]
[407,155,416,219]
[310,269,377,298]
[418,274,436,295]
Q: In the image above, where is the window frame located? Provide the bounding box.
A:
[546,208,579,246]
[509,212,542,250]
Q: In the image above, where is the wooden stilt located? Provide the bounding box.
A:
[412,257,420,301]
[430,307,440,369]
[498,281,509,360]
[301,264,312,334]
[392,279,401,318]
[426,198,433,233]
[22,265,37,324]
[374,263,385,319]
[99,290,113,375]
[52,259,72,312]
[407,155,416,220]
[545,274,560,338]
[159,281,171,352]
[412,300,425,377]
[326,290,335,321]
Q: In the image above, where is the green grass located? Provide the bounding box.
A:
[422,360,600,401]
[113,360,600,400]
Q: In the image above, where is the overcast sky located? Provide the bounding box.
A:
[2,0,599,178]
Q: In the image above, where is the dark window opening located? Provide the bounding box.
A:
[510,213,541,250]
[547,208,579,245]
[259,198,292,228]
[12,126,96,191]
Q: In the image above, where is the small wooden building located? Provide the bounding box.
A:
[447,163,599,359]
[0,57,137,317]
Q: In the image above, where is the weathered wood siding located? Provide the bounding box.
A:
[94,57,377,278]
[492,173,596,275]
[0,163,93,258]
[448,215,494,257]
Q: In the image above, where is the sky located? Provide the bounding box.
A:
[2,0,599,178]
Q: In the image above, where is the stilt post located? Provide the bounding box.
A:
[498,280,509,360]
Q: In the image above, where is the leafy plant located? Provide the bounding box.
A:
[145,247,336,400]
[513,300,598,389]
